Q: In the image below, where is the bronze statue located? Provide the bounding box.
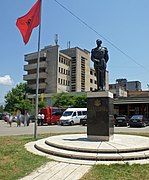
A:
[91,39,109,90]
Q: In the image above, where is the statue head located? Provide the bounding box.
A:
[96,39,102,46]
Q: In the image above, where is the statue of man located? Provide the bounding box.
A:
[91,39,109,90]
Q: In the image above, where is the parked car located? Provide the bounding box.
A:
[59,108,87,126]
[80,115,87,126]
[0,113,3,120]
[128,115,149,127]
[2,113,10,122]
[114,115,129,127]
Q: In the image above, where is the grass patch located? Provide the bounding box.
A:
[81,132,149,180]
[0,132,83,180]
[0,132,149,180]
[81,164,149,180]
[0,134,50,180]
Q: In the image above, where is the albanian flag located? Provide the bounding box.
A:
[16,0,41,44]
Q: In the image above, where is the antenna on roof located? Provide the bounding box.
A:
[54,34,58,45]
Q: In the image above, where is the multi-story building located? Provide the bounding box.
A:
[110,78,141,92]
[23,44,109,103]
[109,78,142,98]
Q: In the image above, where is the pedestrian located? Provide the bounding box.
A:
[37,113,42,126]
[41,113,45,126]
[26,113,30,126]
[8,115,13,127]
[17,114,21,127]
[5,114,10,124]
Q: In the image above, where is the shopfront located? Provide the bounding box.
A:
[114,97,149,118]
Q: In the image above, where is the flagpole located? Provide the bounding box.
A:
[34,0,42,139]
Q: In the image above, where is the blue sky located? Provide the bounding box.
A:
[0,0,149,103]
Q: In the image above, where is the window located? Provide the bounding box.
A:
[72,112,76,116]
[82,111,87,115]
[58,78,60,83]
[90,70,93,75]
[90,79,93,83]
[61,68,63,73]
[61,58,64,63]
[59,67,60,72]
[78,111,82,116]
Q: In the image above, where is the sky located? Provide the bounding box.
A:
[0,0,149,104]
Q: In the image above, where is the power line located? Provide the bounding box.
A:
[53,0,148,71]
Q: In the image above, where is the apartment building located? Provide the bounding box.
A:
[110,79,141,91]
[23,44,109,102]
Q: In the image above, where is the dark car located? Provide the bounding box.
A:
[114,115,128,127]
[80,115,87,126]
[128,115,149,127]
[0,113,3,120]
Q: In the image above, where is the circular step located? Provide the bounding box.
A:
[34,134,149,161]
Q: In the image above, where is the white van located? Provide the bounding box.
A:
[59,108,87,125]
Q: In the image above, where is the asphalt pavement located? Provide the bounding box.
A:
[0,120,149,136]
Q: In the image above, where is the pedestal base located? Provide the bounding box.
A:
[87,91,114,141]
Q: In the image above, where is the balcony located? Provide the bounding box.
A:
[25,52,47,61]
[23,72,47,81]
[27,83,46,90]
[24,61,47,71]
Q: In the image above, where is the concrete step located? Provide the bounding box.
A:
[35,138,149,161]
[45,139,149,153]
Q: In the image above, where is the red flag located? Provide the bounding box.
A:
[16,0,41,44]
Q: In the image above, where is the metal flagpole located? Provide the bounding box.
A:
[34,0,42,139]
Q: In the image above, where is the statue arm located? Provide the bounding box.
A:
[104,49,109,63]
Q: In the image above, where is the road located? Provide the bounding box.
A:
[0,120,149,136]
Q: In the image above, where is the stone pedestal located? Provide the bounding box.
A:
[87,91,114,141]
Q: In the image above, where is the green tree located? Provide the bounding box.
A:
[73,95,87,108]
[51,92,87,108]
[0,105,4,113]
[4,83,33,113]
[51,92,74,108]
[38,100,47,109]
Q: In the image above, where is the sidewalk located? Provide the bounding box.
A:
[20,161,91,180]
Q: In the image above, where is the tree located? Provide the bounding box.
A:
[0,105,4,113]
[73,95,87,108]
[38,100,47,109]
[51,92,87,108]
[4,83,33,114]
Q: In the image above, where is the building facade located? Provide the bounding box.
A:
[114,91,149,118]
[109,78,141,92]
[24,44,109,102]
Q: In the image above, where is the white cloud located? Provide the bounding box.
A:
[0,75,13,86]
